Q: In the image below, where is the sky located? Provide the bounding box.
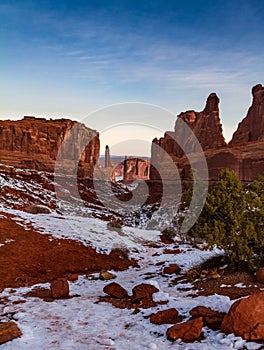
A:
[1,0,264,155]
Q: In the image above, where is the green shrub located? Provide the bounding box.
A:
[189,169,264,270]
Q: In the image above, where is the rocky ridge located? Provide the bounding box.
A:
[150,84,264,182]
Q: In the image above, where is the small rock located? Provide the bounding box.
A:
[26,204,51,214]
[256,268,264,284]
[67,274,79,282]
[132,283,159,301]
[166,317,203,342]
[50,278,69,299]
[221,291,264,341]
[0,321,22,345]
[189,306,226,330]
[163,264,181,275]
[99,271,117,281]
[150,308,180,325]
[103,283,129,299]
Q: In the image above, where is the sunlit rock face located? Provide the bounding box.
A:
[0,116,100,178]
[230,84,264,145]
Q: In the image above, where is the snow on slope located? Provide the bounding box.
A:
[0,210,262,350]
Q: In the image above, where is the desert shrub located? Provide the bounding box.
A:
[107,218,123,230]
[160,227,178,243]
[189,169,264,270]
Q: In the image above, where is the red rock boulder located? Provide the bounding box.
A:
[189,306,226,330]
[163,264,181,275]
[132,283,159,302]
[150,308,181,325]
[256,268,264,284]
[166,317,203,342]
[50,278,69,299]
[221,292,264,341]
[103,282,129,299]
[0,321,22,345]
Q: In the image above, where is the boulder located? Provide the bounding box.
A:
[150,308,180,325]
[99,271,117,281]
[50,278,69,299]
[132,283,159,302]
[26,204,51,214]
[221,292,264,341]
[163,264,181,275]
[189,306,226,330]
[166,317,203,342]
[0,321,22,345]
[103,282,129,299]
[256,268,264,284]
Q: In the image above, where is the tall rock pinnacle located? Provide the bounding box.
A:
[230,84,264,145]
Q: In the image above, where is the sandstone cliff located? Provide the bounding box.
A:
[230,84,264,145]
[0,117,99,178]
[150,85,264,182]
[123,158,150,182]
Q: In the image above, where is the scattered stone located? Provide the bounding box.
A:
[163,264,181,275]
[221,292,264,341]
[99,271,117,281]
[256,268,264,284]
[132,283,159,302]
[189,306,226,330]
[50,278,69,299]
[163,249,181,254]
[25,287,53,302]
[26,204,51,214]
[150,308,181,325]
[67,274,79,282]
[0,321,22,345]
[166,317,203,342]
[103,282,129,299]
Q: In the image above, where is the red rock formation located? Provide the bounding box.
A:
[123,157,150,182]
[230,84,264,145]
[0,117,100,178]
[150,85,264,182]
[151,92,225,163]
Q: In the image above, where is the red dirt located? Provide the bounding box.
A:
[0,213,137,289]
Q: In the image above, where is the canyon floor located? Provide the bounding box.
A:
[0,167,264,349]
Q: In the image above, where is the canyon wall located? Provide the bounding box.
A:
[123,158,150,182]
[0,116,100,178]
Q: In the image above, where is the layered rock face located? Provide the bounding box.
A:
[150,84,264,182]
[0,117,99,178]
[123,158,150,182]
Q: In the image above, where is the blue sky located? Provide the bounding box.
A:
[1,0,264,154]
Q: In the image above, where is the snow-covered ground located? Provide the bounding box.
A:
[0,210,262,350]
